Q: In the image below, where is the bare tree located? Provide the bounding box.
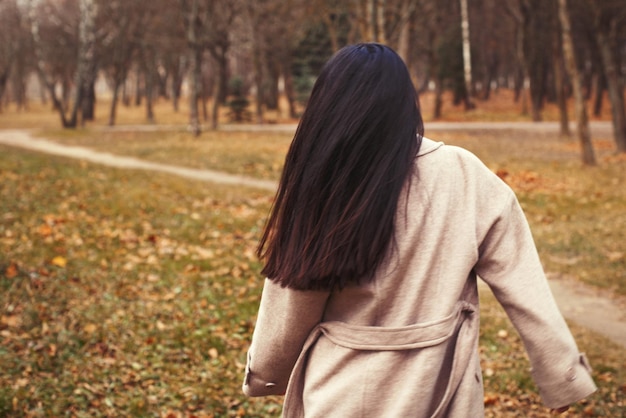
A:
[180,0,242,133]
[207,1,239,129]
[585,0,626,153]
[242,0,296,122]
[26,0,99,128]
[100,1,141,125]
[27,0,76,127]
[558,0,596,165]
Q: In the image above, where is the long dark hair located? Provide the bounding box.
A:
[257,43,424,290]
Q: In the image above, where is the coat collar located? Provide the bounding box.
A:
[417,136,443,157]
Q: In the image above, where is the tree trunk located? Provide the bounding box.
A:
[247,1,264,124]
[375,0,386,44]
[558,0,596,165]
[81,81,96,124]
[171,55,185,113]
[553,26,570,136]
[211,65,220,130]
[69,0,97,128]
[145,65,155,123]
[109,78,120,126]
[592,74,605,117]
[186,0,202,136]
[352,0,376,41]
[366,0,375,41]
[202,79,209,122]
[27,2,69,127]
[459,0,474,104]
[593,17,626,152]
[280,49,297,119]
[265,57,280,111]
[189,47,202,136]
[507,1,530,116]
[396,0,415,68]
[433,78,443,120]
[253,53,264,124]
[134,66,142,106]
[0,68,9,111]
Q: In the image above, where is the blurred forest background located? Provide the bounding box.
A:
[0,0,625,153]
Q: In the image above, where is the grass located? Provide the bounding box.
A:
[1,147,280,416]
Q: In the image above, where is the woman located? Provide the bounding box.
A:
[243,43,596,417]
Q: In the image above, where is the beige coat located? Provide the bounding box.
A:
[243,138,597,417]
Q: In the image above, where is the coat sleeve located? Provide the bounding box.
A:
[474,190,597,409]
[243,278,330,397]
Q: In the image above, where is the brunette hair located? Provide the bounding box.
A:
[257,43,424,290]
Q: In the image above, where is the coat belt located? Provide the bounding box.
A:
[317,300,477,351]
[282,301,479,417]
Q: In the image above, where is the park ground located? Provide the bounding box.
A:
[0,92,625,416]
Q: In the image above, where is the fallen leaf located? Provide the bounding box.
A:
[208,348,219,359]
[84,323,98,334]
[51,256,67,268]
[38,224,53,237]
[1,315,21,328]
[5,263,18,278]
[606,252,624,262]
[15,378,29,388]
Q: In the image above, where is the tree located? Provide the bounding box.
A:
[99,1,141,126]
[584,0,626,153]
[26,0,100,128]
[207,1,239,129]
[71,0,98,126]
[0,0,20,110]
[181,0,204,136]
[459,0,474,106]
[27,0,77,127]
[558,0,596,165]
[552,18,570,137]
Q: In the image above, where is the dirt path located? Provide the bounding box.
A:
[1,127,624,348]
[0,130,277,191]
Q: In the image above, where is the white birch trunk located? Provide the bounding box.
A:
[459,0,473,98]
[70,0,97,127]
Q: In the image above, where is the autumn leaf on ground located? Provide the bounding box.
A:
[4,262,18,278]
[51,256,67,267]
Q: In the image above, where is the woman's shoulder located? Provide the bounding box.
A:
[418,137,488,170]
[416,137,512,193]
